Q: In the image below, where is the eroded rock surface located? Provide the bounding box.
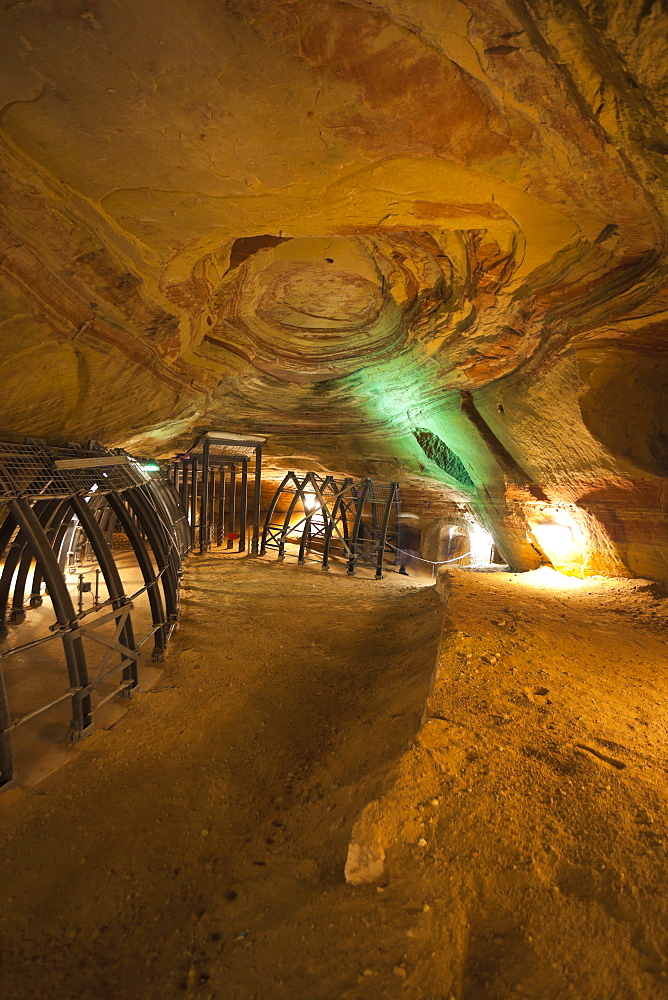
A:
[1,0,667,576]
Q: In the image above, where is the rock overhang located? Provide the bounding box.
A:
[0,0,667,579]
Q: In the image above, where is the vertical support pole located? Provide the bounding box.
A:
[394,487,402,564]
[0,659,14,788]
[239,460,248,552]
[375,483,398,580]
[217,467,226,547]
[180,459,189,512]
[347,480,371,576]
[200,439,210,555]
[322,479,352,571]
[251,445,263,556]
[227,464,237,550]
[190,457,198,550]
[70,494,138,689]
[9,498,91,737]
[208,468,216,546]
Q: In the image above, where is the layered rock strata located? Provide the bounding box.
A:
[1,0,667,577]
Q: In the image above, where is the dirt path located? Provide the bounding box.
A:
[0,557,445,1000]
[1,560,667,1000]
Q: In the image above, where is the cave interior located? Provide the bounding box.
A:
[1,2,668,998]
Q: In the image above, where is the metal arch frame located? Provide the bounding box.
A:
[146,478,190,562]
[0,441,193,789]
[125,486,179,629]
[297,475,334,565]
[9,497,91,734]
[346,479,372,576]
[322,477,353,571]
[146,481,186,593]
[0,500,51,634]
[105,491,169,661]
[29,500,72,608]
[141,482,185,617]
[69,495,138,691]
[97,504,117,548]
[261,472,401,578]
[261,472,300,554]
[0,509,19,564]
[275,472,321,562]
[148,476,191,559]
[374,482,400,580]
[263,472,356,564]
[11,499,64,623]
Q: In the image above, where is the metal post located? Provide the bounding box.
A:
[252,445,263,555]
[217,466,226,547]
[227,464,237,550]
[347,480,371,576]
[239,460,248,552]
[12,500,60,623]
[322,479,351,570]
[180,459,189,512]
[0,659,14,788]
[375,483,398,580]
[190,457,198,550]
[208,468,216,549]
[200,438,210,555]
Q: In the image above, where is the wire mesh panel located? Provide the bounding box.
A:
[0,441,150,501]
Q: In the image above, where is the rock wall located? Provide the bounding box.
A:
[1,0,667,577]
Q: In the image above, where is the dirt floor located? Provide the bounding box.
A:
[1,557,668,1000]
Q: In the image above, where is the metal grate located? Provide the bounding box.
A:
[0,442,150,502]
[207,443,257,460]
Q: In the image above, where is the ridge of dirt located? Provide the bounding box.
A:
[344,567,668,999]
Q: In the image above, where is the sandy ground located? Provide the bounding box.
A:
[1,557,667,999]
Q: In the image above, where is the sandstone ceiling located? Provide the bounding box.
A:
[1,0,668,578]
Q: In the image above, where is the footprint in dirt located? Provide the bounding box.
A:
[524,686,551,706]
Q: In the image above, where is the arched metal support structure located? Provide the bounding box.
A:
[0,440,192,790]
[261,472,401,579]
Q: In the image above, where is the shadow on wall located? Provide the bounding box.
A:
[577,348,668,479]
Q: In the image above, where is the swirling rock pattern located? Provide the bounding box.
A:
[1,0,667,577]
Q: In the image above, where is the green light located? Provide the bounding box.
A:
[143,461,160,472]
